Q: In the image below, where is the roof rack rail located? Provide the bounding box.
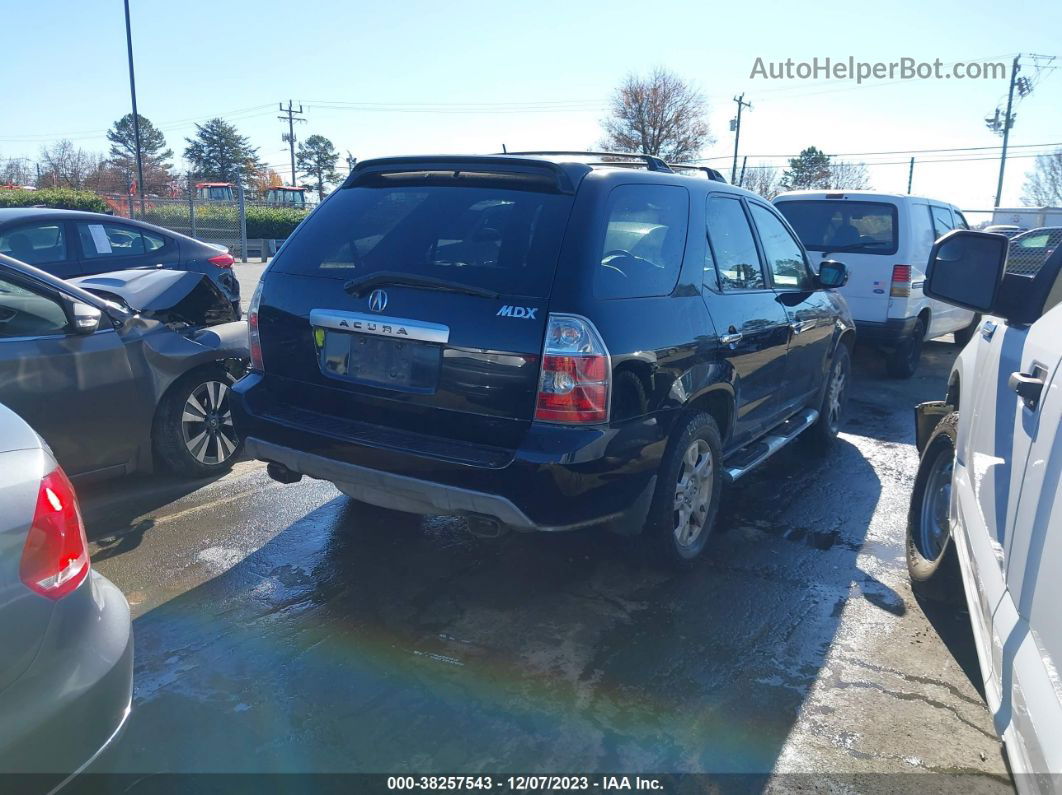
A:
[667,163,728,183]
[499,150,674,173]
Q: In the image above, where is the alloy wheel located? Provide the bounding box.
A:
[181,380,239,465]
[673,439,714,548]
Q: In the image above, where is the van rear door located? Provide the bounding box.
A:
[775,197,898,324]
[258,164,578,453]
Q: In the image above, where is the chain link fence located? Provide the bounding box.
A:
[101,188,311,261]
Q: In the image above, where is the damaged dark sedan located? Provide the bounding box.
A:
[0,253,248,479]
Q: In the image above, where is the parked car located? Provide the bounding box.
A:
[0,208,241,317]
[907,229,1062,788]
[232,152,855,568]
[773,191,979,378]
[983,223,1027,239]
[0,401,132,781]
[0,252,248,479]
[1007,227,1062,275]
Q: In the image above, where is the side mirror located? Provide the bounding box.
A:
[817,259,848,288]
[71,301,102,334]
[925,230,1008,312]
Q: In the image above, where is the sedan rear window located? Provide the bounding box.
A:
[273,182,575,298]
[776,200,898,256]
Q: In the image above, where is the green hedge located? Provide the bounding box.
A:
[0,188,109,213]
[140,203,309,239]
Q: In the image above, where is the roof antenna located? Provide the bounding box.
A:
[501,143,507,153]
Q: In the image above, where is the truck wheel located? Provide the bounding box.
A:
[885,317,925,379]
[643,412,723,570]
[154,365,243,478]
[953,315,981,347]
[906,412,962,602]
[802,344,850,452]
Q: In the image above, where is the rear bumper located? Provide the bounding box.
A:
[855,316,919,347]
[0,571,133,776]
[234,374,664,534]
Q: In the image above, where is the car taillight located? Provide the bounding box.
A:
[19,467,90,600]
[248,281,264,372]
[208,253,235,269]
[535,314,610,424]
[891,264,912,297]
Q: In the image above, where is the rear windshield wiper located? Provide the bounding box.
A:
[343,270,500,299]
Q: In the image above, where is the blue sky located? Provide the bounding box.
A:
[2,0,1060,213]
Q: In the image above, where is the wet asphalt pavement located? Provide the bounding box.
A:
[73,268,1012,790]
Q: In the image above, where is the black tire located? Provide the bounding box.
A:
[906,412,962,602]
[802,344,851,452]
[643,412,724,570]
[153,364,243,477]
[885,317,926,379]
[952,314,981,347]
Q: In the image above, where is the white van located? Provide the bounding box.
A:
[773,191,978,377]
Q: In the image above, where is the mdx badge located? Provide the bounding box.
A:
[497,305,538,319]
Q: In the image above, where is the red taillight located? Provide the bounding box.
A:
[208,253,235,269]
[248,281,264,372]
[19,467,90,600]
[534,314,610,424]
[891,264,912,297]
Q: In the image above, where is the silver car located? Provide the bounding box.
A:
[0,402,133,782]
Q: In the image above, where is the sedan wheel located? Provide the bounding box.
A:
[181,380,239,466]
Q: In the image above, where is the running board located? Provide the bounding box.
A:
[723,409,819,483]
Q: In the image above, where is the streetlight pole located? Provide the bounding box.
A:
[123,0,146,216]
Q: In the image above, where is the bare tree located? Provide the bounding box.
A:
[0,156,33,187]
[1022,149,1062,206]
[740,164,783,199]
[37,140,104,189]
[828,159,871,190]
[600,68,712,162]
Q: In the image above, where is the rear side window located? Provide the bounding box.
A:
[706,195,764,290]
[274,182,575,298]
[77,222,160,259]
[775,200,898,256]
[595,184,689,299]
[0,223,68,266]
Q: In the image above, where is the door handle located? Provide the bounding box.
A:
[1009,370,1045,411]
[720,332,743,347]
[790,319,815,334]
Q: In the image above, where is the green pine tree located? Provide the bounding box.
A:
[296,134,341,200]
[184,118,262,183]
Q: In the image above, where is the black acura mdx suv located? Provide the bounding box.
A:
[232,152,855,567]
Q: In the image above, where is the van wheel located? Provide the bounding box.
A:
[802,344,850,452]
[906,412,962,602]
[154,365,242,477]
[643,413,723,570]
[953,315,980,347]
[885,318,925,379]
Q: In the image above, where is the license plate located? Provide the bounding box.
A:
[316,329,440,391]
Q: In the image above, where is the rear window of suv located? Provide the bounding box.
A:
[775,200,898,256]
[272,181,575,298]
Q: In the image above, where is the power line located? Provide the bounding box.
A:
[695,140,1062,163]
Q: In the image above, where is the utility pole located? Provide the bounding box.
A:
[738,156,748,188]
[907,157,915,194]
[123,0,146,216]
[346,151,357,174]
[730,94,752,183]
[993,55,1021,208]
[277,100,306,187]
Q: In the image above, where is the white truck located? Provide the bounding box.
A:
[907,229,1062,791]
